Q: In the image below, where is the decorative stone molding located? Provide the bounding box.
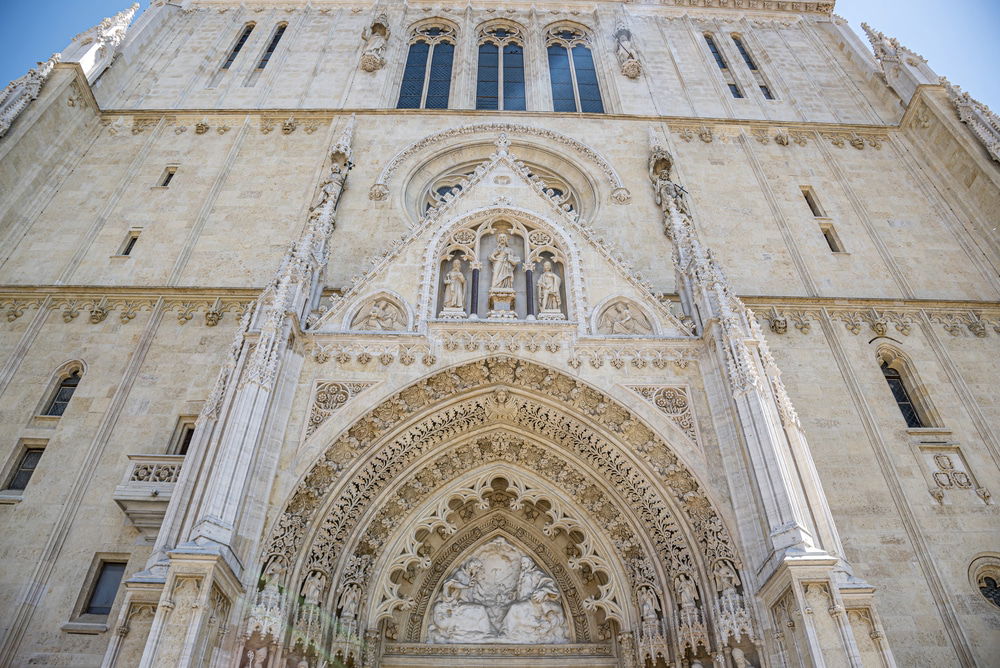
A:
[626,386,699,446]
[941,78,1000,163]
[0,53,60,138]
[261,357,741,637]
[306,381,375,438]
[367,123,630,205]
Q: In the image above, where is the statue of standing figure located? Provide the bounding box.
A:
[536,260,562,319]
[489,233,519,291]
[440,258,466,316]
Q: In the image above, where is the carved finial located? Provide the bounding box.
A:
[495,132,511,154]
[941,78,1000,163]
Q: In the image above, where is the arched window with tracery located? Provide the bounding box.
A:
[43,368,81,417]
[397,23,457,110]
[476,24,526,110]
[545,26,604,113]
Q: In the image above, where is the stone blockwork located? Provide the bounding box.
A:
[0,2,997,667]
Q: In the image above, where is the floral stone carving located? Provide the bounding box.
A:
[428,537,569,644]
[307,381,376,437]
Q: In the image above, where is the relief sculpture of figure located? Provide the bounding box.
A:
[442,258,466,310]
[355,299,405,330]
[536,260,562,317]
[427,537,569,644]
[639,587,660,622]
[501,556,567,643]
[599,302,652,335]
[489,233,519,291]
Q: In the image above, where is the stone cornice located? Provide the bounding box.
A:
[97,107,904,135]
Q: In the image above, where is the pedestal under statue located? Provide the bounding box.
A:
[427,537,569,644]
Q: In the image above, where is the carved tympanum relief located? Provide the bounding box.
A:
[597,300,653,335]
[428,537,569,644]
[436,218,568,321]
[351,296,407,331]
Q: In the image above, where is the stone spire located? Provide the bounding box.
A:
[860,22,937,105]
[62,2,140,83]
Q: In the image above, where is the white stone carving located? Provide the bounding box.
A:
[597,300,653,335]
[307,381,375,437]
[627,386,698,445]
[0,53,60,138]
[614,23,642,79]
[351,298,407,331]
[440,258,466,317]
[427,537,569,644]
[360,14,390,72]
[536,260,563,320]
[942,78,1000,163]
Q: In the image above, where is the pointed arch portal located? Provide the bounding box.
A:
[247,357,757,666]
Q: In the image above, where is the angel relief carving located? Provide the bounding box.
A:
[351,297,407,331]
[435,219,569,321]
[597,300,653,335]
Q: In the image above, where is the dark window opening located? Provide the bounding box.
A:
[6,448,43,491]
[84,562,126,616]
[705,35,727,69]
[159,167,176,187]
[802,188,824,217]
[728,83,743,99]
[881,363,924,428]
[732,36,758,70]
[223,25,255,69]
[44,370,80,416]
[980,577,1000,609]
[121,234,138,256]
[177,424,195,456]
[760,85,775,100]
[257,24,286,69]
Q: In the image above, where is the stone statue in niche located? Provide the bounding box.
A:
[247,646,267,668]
[489,233,518,291]
[487,233,520,320]
[732,648,756,668]
[439,257,466,318]
[360,15,389,72]
[302,572,325,607]
[427,537,569,644]
[598,301,653,335]
[536,260,563,320]
[639,587,660,622]
[353,299,406,331]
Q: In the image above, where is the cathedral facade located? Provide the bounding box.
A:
[0,1,998,666]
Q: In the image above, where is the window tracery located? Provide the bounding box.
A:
[422,162,577,215]
[969,555,1000,610]
[398,22,457,110]
[476,23,526,111]
[545,25,604,113]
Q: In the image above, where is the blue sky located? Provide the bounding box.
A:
[1,0,997,109]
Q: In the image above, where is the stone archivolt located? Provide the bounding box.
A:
[252,357,749,662]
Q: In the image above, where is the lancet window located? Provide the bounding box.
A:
[878,349,938,429]
[221,24,255,70]
[732,34,776,100]
[546,27,604,113]
[476,25,526,111]
[256,23,287,70]
[436,220,568,321]
[703,33,743,99]
[397,23,457,109]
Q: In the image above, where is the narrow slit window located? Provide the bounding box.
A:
[256,24,286,70]
[84,562,126,616]
[820,223,845,253]
[397,25,456,110]
[705,35,728,69]
[159,167,176,187]
[802,187,825,217]
[728,83,743,99]
[732,36,758,70]
[6,447,43,491]
[119,231,140,256]
[881,362,924,428]
[44,370,80,417]
[222,24,255,70]
[760,85,774,100]
[172,418,197,456]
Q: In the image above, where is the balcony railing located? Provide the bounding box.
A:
[112,454,184,541]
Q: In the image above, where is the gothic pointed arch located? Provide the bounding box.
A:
[249,357,756,663]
